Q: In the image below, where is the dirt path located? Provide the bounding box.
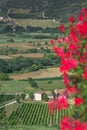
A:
[0,43,35,50]
[0,55,12,59]
[9,53,44,58]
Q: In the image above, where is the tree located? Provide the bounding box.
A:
[0,73,9,81]
[21,93,26,100]
[42,93,48,101]
[29,92,34,100]
[0,59,7,73]
[28,77,38,88]
[2,25,13,33]
[15,95,20,103]
[31,64,39,71]
[0,84,2,92]
[14,25,25,33]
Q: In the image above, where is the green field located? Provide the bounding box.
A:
[0,78,65,93]
[14,19,59,28]
[0,126,58,130]
[8,103,72,126]
[0,32,59,44]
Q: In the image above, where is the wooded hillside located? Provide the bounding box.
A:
[0,0,85,21]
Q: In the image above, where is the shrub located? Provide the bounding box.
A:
[48,80,52,84]
[7,38,14,42]
[0,73,9,81]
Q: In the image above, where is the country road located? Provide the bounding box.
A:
[0,94,29,109]
[0,100,17,109]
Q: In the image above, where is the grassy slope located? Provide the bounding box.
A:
[0,0,84,21]
[0,78,65,93]
[1,126,58,130]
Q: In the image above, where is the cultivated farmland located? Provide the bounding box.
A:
[13,19,59,28]
[0,77,65,93]
[8,103,72,126]
[9,53,44,58]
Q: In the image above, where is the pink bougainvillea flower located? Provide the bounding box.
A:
[63,72,70,86]
[85,44,87,49]
[74,120,84,130]
[50,39,55,44]
[80,56,86,64]
[57,37,63,43]
[64,36,71,44]
[74,97,84,107]
[85,10,87,18]
[49,7,87,130]
[83,122,87,130]
[76,21,83,33]
[57,95,68,110]
[83,70,87,80]
[78,13,84,21]
[67,86,78,95]
[81,7,85,13]
[60,118,87,130]
[85,52,87,57]
[68,43,78,51]
[77,21,87,38]
[52,46,58,53]
[60,57,78,72]
[56,47,64,57]
[69,16,75,23]
[60,117,72,130]
[69,58,79,69]
[59,24,65,32]
[65,51,71,58]
[70,29,80,43]
[48,100,54,115]
[60,59,71,72]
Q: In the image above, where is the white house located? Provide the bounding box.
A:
[34,91,44,101]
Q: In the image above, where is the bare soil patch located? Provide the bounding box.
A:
[0,55,12,59]
[9,53,44,58]
[0,43,36,50]
[9,67,62,80]
[0,43,52,50]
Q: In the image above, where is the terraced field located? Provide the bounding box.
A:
[13,19,59,28]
